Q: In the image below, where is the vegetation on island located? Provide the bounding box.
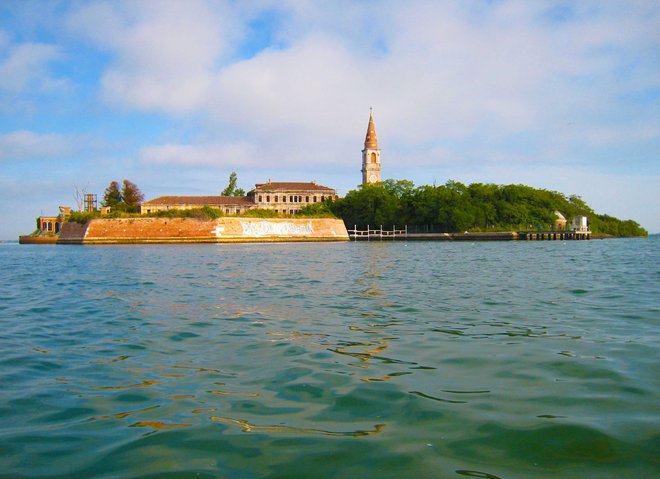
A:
[102,179,145,212]
[63,176,646,238]
[324,180,647,237]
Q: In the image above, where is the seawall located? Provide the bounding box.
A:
[19,235,59,244]
[57,217,349,244]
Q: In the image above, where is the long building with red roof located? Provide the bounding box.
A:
[140,180,337,216]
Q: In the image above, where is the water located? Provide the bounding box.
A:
[0,239,658,479]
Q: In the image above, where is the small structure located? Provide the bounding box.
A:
[84,194,97,213]
[554,211,567,230]
[37,216,61,234]
[33,206,71,236]
[572,215,589,232]
[571,215,591,239]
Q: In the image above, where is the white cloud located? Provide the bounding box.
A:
[140,142,259,168]
[62,1,659,159]
[0,131,73,161]
[0,41,64,92]
[68,0,242,114]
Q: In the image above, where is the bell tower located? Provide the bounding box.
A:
[361,109,381,185]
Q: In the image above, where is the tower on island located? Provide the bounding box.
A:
[361,109,381,185]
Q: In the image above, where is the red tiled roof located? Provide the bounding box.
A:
[254,182,335,192]
[364,112,379,149]
[142,196,253,206]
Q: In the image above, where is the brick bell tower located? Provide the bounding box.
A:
[361,109,381,185]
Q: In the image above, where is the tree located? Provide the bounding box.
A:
[121,179,144,210]
[73,183,90,212]
[102,181,122,207]
[222,172,245,196]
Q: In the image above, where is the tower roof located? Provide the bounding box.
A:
[364,111,379,149]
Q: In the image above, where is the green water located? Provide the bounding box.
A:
[0,240,658,478]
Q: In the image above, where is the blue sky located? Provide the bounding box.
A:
[1,0,659,239]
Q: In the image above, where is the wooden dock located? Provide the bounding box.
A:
[348,226,591,241]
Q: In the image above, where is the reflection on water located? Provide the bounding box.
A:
[211,416,386,437]
[0,240,658,478]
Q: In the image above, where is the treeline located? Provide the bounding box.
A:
[311,180,646,237]
[102,180,145,213]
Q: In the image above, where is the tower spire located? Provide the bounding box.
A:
[361,109,381,185]
[364,109,379,150]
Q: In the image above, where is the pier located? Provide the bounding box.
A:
[517,230,591,240]
[347,225,407,241]
[348,225,591,241]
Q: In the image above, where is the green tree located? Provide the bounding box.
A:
[222,172,245,196]
[102,181,122,207]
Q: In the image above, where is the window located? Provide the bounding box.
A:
[267,195,270,202]
[274,196,278,202]
[289,195,294,203]
[371,152,377,163]
[47,222,53,231]
[313,196,317,202]
[226,208,230,214]
[258,196,263,202]
[321,195,325,201]
[306,196,309,203]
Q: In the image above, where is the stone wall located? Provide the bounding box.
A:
[58,217,349,244]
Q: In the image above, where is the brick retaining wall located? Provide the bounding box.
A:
[58,217,349,244]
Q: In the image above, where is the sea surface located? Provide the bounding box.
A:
[0,239,658,479]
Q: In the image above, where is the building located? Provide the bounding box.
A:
[572,215,589,232]
[253,181,337,214]
[35,206,71,235]
[361,110,381,185]
[139,181,337,215]
[554,211,567,230]
[139,195,254,215]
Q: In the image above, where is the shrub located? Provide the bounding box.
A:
[240,208,280,218]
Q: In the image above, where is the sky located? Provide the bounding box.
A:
[1,0,659,239]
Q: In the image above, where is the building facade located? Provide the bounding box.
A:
[253,181,336,214]
[140,196,254,215]
[139,181,337,215]
[361,111,381,185]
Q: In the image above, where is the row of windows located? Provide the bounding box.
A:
[41,221,60,233]
[258,194,328,204]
